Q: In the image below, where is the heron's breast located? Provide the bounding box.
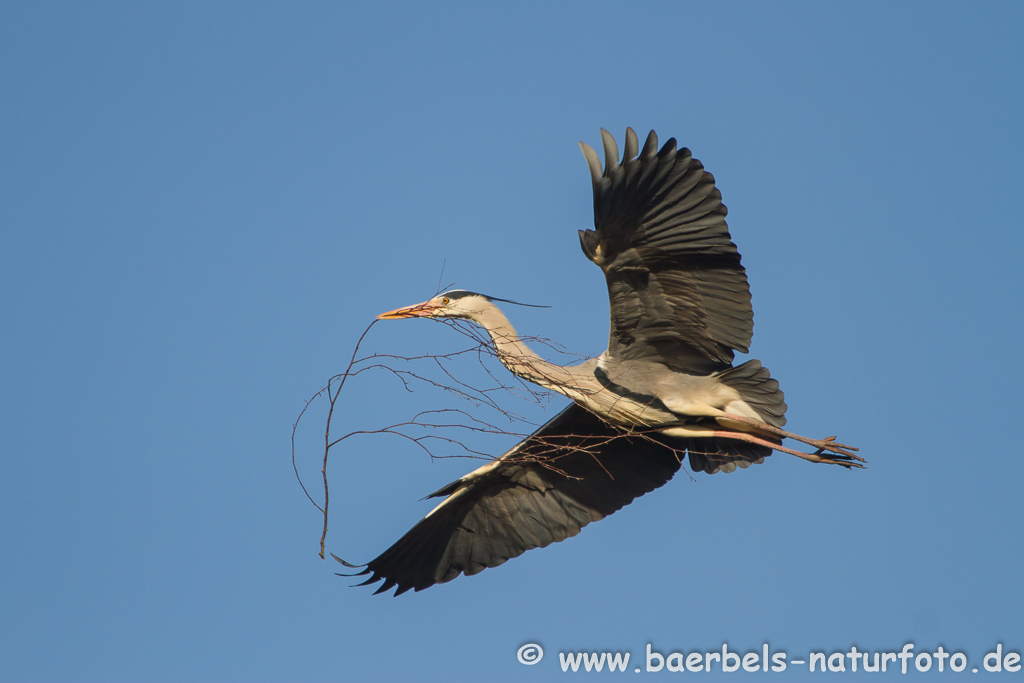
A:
[565,386,677,428]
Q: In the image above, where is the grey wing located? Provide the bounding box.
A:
[341,403,684,595]
[579,128,754,374]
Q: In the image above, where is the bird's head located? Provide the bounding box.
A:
[376,289,493,322]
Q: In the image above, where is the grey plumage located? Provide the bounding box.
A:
[350,128,861,595]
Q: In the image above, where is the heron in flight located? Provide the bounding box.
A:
[343,128,861,595]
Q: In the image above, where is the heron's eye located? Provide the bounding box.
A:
[441,297,450,305]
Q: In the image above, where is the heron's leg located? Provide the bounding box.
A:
[714,413,862,461]
[661,426,864,468]
[714,430,862,467]
[657,397,861,460]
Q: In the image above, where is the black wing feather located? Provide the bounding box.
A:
[579,128,754,373]
[344,404,685,595]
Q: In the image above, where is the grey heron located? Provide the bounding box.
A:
[342,128,861,595]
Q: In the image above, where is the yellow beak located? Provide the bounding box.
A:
[376,300,438,320]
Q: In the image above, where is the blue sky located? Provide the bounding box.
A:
[2,2,1022,681]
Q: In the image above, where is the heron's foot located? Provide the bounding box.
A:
[804,446,866,469]
[767,439,865,469]
[807,435,863,462]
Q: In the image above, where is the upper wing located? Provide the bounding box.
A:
[342,403,684,595]
[578,128,754,374]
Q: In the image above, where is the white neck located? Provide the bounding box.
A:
[472,304,576,392]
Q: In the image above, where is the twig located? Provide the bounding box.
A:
[294,314,680,559]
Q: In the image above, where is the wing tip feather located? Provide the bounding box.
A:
[600,128,619,174]
[579,141,602,184]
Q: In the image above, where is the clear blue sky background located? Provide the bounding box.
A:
[2,2,1022,681]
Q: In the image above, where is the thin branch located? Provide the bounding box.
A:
[293,314,689,559]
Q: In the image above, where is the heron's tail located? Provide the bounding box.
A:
[716,359,788,428]
[685,437,772,475]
